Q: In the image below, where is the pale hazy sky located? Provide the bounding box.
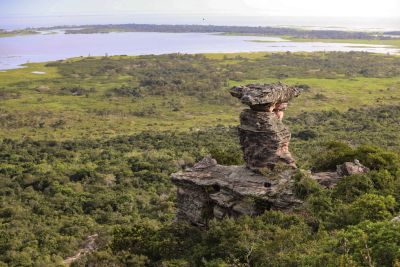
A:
[0,0,399,18]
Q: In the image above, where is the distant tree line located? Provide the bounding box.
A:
[37,23,398,40]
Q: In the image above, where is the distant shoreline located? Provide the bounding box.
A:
[1,23,400,40]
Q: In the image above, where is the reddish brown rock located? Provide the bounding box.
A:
[231,83,300,170]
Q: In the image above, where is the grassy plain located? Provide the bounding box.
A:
[1,52,399,140]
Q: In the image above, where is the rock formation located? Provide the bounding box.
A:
[336,159,370,176]
[311,159,370,188]
[230,83,300,170]
[171,83,369,227]
[172,156,301,227]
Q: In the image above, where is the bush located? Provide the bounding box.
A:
[332,174,374,202]
[293,129,318,140]
[293,171,322,199]
[209,146,243,165]
[331,194,396,227]
[307,219,400,267]
[312,141,356,171]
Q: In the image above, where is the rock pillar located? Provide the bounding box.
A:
[230,83,300,170]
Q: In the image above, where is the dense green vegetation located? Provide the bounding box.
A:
[1,51,400,266]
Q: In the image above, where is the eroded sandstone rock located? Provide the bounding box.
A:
[172,160,301,227]
[171,83,369,227]
[230,83,301,111]
[231,83,300,170]
[171,83,303,226]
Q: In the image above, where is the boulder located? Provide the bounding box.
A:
[311,160,370,188]
[336,159,370,176]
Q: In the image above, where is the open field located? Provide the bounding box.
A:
[1,51,399,140]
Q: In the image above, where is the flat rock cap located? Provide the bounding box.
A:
[230,83,301,107]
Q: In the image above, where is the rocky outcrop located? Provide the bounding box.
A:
[392,215,400,223]
[311,159,370,188]
[172,157,369,226]
[230,83,300,170]
[171,83,369,227]
[172,158,300,227]
[230,83,301,111]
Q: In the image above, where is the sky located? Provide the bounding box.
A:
[0,0,399,18]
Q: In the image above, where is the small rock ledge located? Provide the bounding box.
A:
[172,159,301,227]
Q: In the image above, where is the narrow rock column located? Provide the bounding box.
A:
[230,83,300,170]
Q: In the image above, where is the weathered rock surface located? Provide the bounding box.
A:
[231,83,300,170]
[172,158,370,226]
[311,160,370,188]
[336,159,370,176]
[172,156,371,226]
[172,160,301,227]
[230,83,301,111]
[239,110,294,170]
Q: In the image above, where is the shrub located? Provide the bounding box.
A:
[331,194,396,227]
[312,141,356,171]
[294,172,322,199]
[332,174,374,202]
[337,221,400,266]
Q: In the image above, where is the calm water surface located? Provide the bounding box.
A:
[0,32,399,70]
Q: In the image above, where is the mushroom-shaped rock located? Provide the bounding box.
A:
[171,83,304,227]
[230,83,301,111]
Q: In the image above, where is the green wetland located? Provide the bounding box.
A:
[1,51,400,266]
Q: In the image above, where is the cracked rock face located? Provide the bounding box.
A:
[231,83,300,170]
[172,162,301,227]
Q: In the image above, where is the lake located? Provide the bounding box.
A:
[0,32,399,70]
